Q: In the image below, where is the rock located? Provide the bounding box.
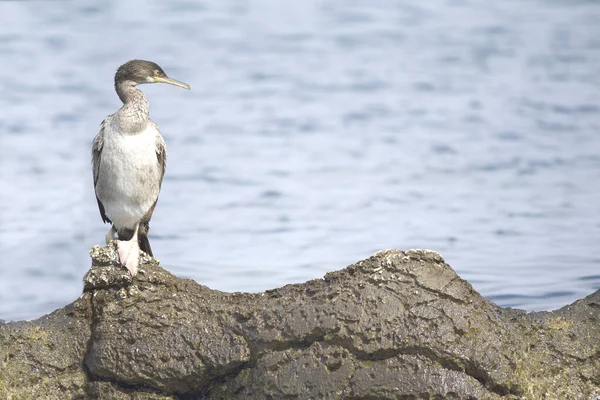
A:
[1,244,599,399]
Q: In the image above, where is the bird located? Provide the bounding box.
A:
[92,59,190,276]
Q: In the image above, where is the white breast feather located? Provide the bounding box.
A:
[96,123,162,230]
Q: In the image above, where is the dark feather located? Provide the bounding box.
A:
[139,231,153,256]
[96,197,111,224]
[92,118,111,224]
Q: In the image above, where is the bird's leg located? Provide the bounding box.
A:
[117,223,140,277]
[105,225,116,245]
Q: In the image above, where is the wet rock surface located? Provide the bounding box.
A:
[1,244,599,399]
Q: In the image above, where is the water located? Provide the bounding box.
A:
[0,0,599,321]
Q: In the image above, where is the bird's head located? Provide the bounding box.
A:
[115,59,190,90]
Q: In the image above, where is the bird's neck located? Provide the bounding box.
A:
[115,81,150,134]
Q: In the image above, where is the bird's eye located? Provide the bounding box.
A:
[154,69,160,76]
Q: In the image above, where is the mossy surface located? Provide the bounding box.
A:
[0,297,91,399]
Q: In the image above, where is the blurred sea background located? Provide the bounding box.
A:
[0,0,599,321]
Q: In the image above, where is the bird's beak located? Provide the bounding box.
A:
[153,76,191,90]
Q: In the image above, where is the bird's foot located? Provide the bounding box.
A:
[117,239,140,277]
[105,226,117,245]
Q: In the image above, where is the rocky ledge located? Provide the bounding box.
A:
[0,244,599,399]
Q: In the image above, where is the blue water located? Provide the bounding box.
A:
[0,0,599,321]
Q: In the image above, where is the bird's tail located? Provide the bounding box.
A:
[139,233,153,257]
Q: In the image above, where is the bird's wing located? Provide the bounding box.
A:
[155,127,167,188]
[92,117,111,224]
[141,123,167,226]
